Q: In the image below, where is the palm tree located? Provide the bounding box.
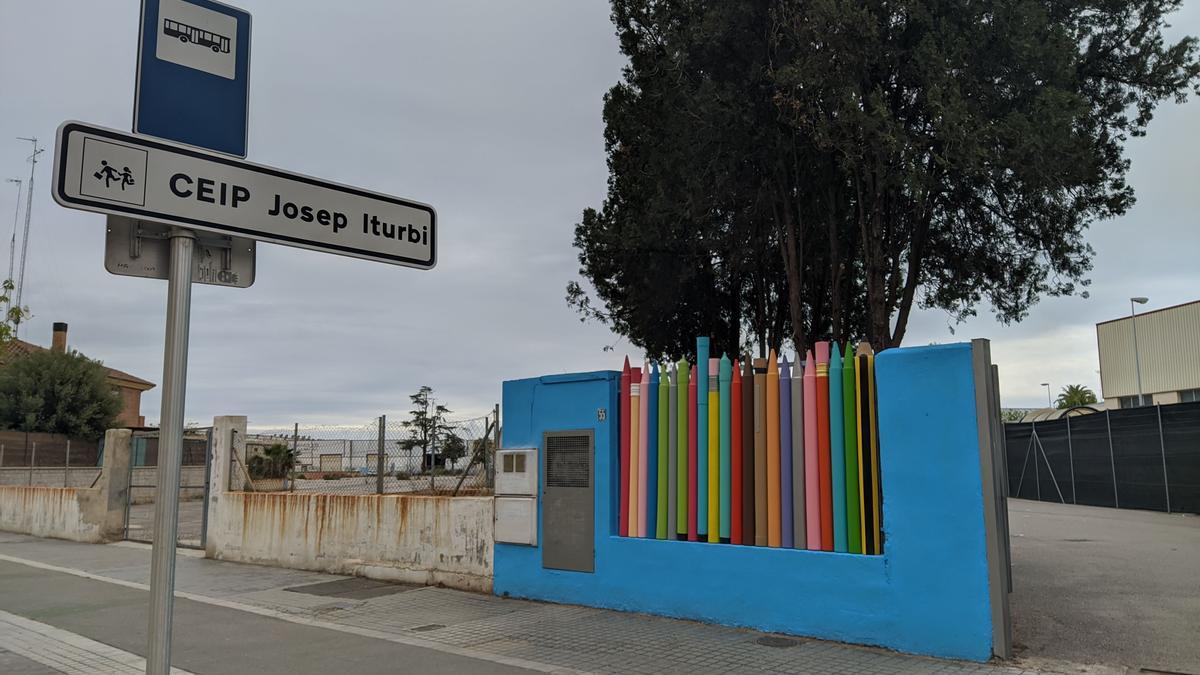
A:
[1055,384,1098,409]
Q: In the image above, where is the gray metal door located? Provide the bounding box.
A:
[542,430,594,572]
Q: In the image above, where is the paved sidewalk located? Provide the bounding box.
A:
[0,533,1045,674]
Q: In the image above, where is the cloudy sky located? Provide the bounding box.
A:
[1,1,1198,428]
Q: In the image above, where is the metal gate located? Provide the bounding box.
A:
[541,430,594,572]
[123,427,213,549]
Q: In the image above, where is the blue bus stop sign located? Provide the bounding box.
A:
[134,0,251,157]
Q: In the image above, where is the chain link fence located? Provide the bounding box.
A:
[244,406,499,496]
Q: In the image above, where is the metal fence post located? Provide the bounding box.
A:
[64,439,71,487]
[1031,422,1041,501]
[490,403,499,488]
[1157,405,1171,513]
[28,441,36,486]
[1065,415,1076,504]
[1105,410,1119,508]
[376,415,385,495]
[0,443,4,468]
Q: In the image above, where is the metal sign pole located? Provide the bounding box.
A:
[146,227,195,674]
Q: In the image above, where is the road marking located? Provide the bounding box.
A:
[0,609,192,674]
[0,552,586,675]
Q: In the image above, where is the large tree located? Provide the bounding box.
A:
[568,2,800,359]
[571,0,1199,353]
[0,349,121,439]
[771,0,1200,348]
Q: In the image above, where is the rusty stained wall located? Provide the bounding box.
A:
[0,486,105,543]
[209,492,494,593]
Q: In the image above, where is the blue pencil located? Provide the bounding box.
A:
[830,343,847,552]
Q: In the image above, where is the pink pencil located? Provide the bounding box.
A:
[687,364,698,541]
[639,359,650,537]
[804,351,821,550]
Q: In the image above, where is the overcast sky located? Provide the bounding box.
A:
[1,1,1198,428]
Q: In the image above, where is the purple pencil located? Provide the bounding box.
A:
[779,355,794,548]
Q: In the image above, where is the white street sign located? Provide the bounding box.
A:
[52,121,437,269]
[105,216,255,287]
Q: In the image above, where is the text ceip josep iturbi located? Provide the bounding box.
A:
[167,172,430,246]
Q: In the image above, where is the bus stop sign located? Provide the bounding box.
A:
[134,0,251,157]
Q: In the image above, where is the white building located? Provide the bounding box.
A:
[1097,299,1200,408]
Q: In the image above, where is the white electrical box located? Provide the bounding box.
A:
[495,496,537,546]
[496,447,537,496]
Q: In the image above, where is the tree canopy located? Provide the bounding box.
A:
[1056,384,1099,409]
[569,0,1200,357]
[0,349,121,439]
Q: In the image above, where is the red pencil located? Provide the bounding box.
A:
[688,365,698,541]
[816,341,833,551]
[619,357,631,537]
[731,360,743,545]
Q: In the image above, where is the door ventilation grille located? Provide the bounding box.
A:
[546,434,590,488]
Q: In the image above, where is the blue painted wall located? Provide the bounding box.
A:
[495,344,994,661]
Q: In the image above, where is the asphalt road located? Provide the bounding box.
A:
[0,559,534,675]
[1009,498,1200,672]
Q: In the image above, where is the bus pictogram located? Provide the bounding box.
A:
[163,18,230,54]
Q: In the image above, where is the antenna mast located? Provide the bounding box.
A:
[14,137,42,336]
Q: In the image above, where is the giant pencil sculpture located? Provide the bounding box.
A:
[657,363,669,540]
[830,344,847,553]
[857,342,881,554]
[731,360,743,545]
[803,351,820,550]
[741,358,755,544]
[779,355,794,549]
[619,357,630,537]
[646,364,659,538]
[766,351,781,547]
[667,364,678,540]
[842,344,861,554]
[687,365,698,541]
[639,361,651,537]
[718,355,732,542]
[629,367,641,536]
[696,337,710,538]
[815,342,833,551]
[791,354,806,548]
[707,358,720,543]
[753,358,768,547]
[676,359,689,539]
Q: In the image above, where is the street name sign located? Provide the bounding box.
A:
[135,0,251,157]
[105,216,255,287]
[53,121,437,269]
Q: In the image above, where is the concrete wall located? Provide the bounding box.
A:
[494,344,1003,662]
[207,492,494,592]
[205,416,494,592]
[0,486,106,542]
[0,429,133,543]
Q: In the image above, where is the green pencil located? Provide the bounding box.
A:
[843,343,862,554]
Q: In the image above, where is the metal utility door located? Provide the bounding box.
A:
[542,430,594,572]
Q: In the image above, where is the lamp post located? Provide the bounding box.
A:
[1130,297,1149,407]
[1041,382,1052,408]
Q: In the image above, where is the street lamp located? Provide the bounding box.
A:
[1131,297,1149,407]
[1041,382,1052,408]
